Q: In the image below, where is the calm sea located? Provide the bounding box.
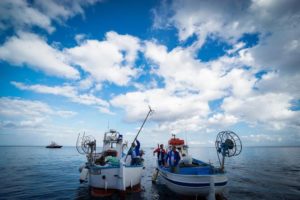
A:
[0,146,299,200]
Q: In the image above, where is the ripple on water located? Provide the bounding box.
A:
[0,146,300,199]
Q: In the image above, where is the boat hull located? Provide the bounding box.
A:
[87,165,144,190]
[46,146,62,148]
[158,168,227,196]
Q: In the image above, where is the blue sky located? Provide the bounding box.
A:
[0,0,299,146]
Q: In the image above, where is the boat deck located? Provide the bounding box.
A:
[159,158,224,175]
[160,166,213,175]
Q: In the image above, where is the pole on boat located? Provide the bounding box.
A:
[152,168,159,183]
[207,176,216,200]
[125,106,154,162]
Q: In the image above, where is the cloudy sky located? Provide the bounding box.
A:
[0,0,299,147]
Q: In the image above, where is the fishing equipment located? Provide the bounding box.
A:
[215,131,242,171]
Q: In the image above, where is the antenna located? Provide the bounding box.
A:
[184,128,188,146]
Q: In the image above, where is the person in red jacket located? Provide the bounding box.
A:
[153,144,166,166]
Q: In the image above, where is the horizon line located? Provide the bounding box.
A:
[0,145,299,148]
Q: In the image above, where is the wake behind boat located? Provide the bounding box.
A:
[152,131,242,198]
[46,141,62,148]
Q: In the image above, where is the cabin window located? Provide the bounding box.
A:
[111,143,116,148]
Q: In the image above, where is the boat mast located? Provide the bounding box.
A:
[125,106,153,161]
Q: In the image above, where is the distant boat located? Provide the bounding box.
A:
[46,141,62,148]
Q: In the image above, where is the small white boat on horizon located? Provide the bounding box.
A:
[46,141,62,148]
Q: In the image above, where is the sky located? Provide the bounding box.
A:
[0,0,299,147]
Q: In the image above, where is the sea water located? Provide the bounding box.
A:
[0,146,299,200]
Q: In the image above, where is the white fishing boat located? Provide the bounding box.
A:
[77,108,153,196]
[152,131,242,198]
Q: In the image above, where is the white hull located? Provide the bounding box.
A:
[85,164,143,190]
[158,168,227,196]
[77,129,148,194]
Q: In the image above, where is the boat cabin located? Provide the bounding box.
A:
[168,134,192,166]
[102,129,124,159]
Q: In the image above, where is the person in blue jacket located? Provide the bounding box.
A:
[130,140,141,165]
[165,146,181,173]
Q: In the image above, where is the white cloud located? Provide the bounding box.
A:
[0,0,53,32]
[208,113,238,126]
[144,41,257,99]
[11,81,76,97]
[0,97,76,129]
[256,72,300,99]
[154,0,254,46]
[222,93,299,130]
[153,0,300,73]
[56,110,77,118]
[0,0,102,33]
[73,93,108,108]
[243,134,282,143]
[111,88,209,122]
[75,34,88,44]
[227,42,246,54]
[78,76,95,90]
[105,31,141,64]
[0,97,52,118]
[1,0,299,146]
[11,81,111,114]
[147,0,300,134]
[0,32,79,79]
[66,31,141,86]
[144,41,221,95]
[248,29,300,74]
[111,87,211,134]
[0,97,85,146]
[224,68,257,97]
[109,40,258,132]
[109,34,299,135]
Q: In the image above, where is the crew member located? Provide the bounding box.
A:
[166,146,181,173]
[131,140,141,165]
[153,144,166,166]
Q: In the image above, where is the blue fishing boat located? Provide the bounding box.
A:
[152,131,242,198]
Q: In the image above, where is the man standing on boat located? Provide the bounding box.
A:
[130,140,141,165]
[165,146,181,173]
[153,144,166,166]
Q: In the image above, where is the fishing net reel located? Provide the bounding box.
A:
[215,131,242,171]
[76,133,96,155]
